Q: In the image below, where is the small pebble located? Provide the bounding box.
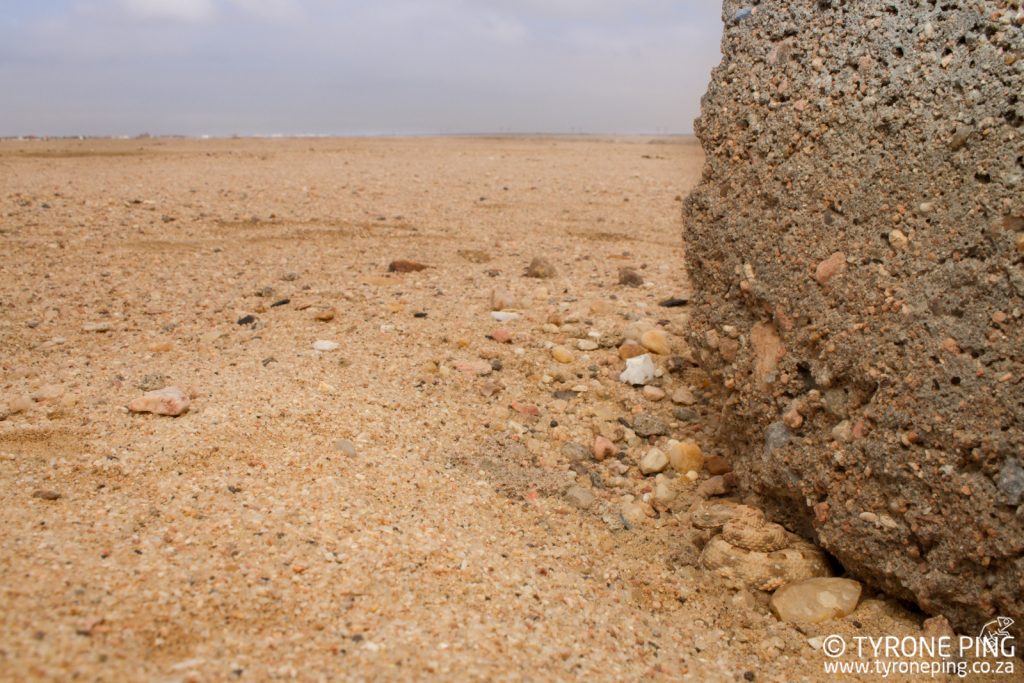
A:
[510,402,539,417]
[592,436,617,461]
[668,440,704,474]
[576,339,599,351]
[704,455,732,475]
[618,341,647,360]
[128,386,191,417]
[831,420,853,443]
[237,315,256,325]
[491,328,513,344]
[642,386,665,401]
[770,578,862,624]
[783,407,803,430]
[551,346,574,364]
[618,267,644,287]
[565,485,595,510]
[640,329,671,355]
[632,413,667,437]
[82,322,112,333]
[313,340,340,352]
[560,442,590,461]
[620,354,656,385]
[491,311,520,323]
[456,360,493,376]
[525,256,557,279]
[671,387,696,405]
[32,490,61,501]
[640,448,669,475]
[673,407,698,422]
[814,252,846,285]
[888,229,909,250]
[388,259,428,273]
[314,307,336,321]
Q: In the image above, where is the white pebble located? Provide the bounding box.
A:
[619,354,656,385]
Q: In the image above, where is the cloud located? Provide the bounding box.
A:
[0,0,723,136]
[119,0,216,22]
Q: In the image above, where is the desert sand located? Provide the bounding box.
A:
[0,137,976,681]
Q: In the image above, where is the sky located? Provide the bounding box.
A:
[0,0,723,137]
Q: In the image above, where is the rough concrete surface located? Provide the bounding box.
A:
[684,0,1024,637]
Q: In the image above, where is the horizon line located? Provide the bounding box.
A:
[0,131,698,141]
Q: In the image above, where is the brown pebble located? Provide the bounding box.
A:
[618,342,647,360]
[704,456,733,475]
[618,267,644,287]
[490,327,513,344]
[525,256,557,279]
[32,490,61,501]
[388,259,428,273]
[814,501,830,523]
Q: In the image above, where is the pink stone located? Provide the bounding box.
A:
[592,436,617,461]
[456,360,492,376]
[814,252,847,285]
[128,387,190,417]
[510,402,540,417]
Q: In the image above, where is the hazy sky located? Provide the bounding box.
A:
[0,0,723,137]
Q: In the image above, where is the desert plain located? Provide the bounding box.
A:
[0,137,999,681]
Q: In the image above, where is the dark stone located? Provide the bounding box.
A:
[632,414,668,437]
[618,267,644,287]
[388,259,428,273]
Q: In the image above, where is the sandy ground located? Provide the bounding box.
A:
[0,137,976,682]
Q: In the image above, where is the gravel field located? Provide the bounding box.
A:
[0,137,962,681]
